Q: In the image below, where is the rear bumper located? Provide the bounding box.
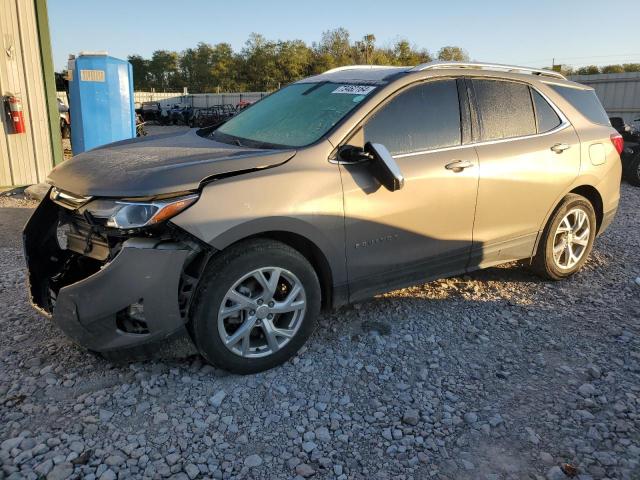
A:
[24,196,197,357]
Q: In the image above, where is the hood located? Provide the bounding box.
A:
[47,129,296,197]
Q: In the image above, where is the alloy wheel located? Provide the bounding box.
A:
[552,207,591,269]
[217,267,307,358]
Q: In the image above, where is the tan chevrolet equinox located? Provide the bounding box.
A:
[25,61,622,373]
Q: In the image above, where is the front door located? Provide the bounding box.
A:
[338,79,480,302]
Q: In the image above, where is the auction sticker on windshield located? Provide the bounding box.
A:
[332,85,376,95]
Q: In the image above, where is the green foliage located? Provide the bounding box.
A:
[437,46,469,62]
[127,55,149,90]
[572,64,640,76]
[574,65,600,75]
[601,64,625,74]
[124,29,465,92]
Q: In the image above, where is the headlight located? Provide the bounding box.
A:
[80,194,199,229]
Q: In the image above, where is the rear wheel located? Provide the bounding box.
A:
[190,239,321,374]
[532,194,597,280]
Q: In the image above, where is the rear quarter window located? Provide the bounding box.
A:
[549,85,610,126]
[531,89,562,133]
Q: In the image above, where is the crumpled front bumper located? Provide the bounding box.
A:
[24,195,197,357]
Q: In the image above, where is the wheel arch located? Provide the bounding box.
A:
[246,231,336,310]
[532,183,604,258]
[568,185,603,232]
[204,219,344,311]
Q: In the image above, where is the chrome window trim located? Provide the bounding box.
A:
[393,122,571,159]
[330,77,572,164]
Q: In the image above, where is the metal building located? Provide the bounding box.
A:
[569,72,640,124]
[0,0,60,187]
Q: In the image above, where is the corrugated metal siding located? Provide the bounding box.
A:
[0,0,53,186]
[569,72,640,123]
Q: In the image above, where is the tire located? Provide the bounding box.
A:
[532,194,597,280]
[190,239,321,374]
[625,153,640,187]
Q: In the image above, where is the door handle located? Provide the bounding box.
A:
[550,143,570,154]
[445,160,474,172]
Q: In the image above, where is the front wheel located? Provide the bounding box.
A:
[190,239,321,374]
[532,194,597,280]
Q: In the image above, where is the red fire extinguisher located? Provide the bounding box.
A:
[5,95,26,134]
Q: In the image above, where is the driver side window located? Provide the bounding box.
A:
[364,79,461,155]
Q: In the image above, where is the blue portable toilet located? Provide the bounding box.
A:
[68,52,135,154]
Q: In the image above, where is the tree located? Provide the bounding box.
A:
[69,31,476,93]
[180,43,213,92]
[437,46,469,62]
[354,34,376,64]
[240,33,280,90]
[389,40,432,66]
[574,65,600,75]
[128,54,150,90]
[148,50,181,91]
[623,63,640,73]
[275,40,312,85]
[178,42,238,92]
[317,28,353,67]
[601,64,625,74]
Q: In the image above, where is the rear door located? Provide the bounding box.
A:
[468,78,581,269]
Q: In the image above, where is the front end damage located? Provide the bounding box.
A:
[23,190,210,359]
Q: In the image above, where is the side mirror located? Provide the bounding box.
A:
[365,142,405,192]
[337,144,368,163]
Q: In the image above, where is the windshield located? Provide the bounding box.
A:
[212,82,376,148]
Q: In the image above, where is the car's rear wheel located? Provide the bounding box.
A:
[532,194,597,280]
[190,239,320,374]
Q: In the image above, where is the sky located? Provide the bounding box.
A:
[48,0,640,72]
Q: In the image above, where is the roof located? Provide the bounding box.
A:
[298,61,568,85]
[298,65,409,84]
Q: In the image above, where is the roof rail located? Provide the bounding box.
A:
[409,61,566,80]
[322,65,403,75]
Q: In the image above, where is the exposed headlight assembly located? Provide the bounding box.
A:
[80,194,199,229]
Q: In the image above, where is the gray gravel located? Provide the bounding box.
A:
[1,183,639,480]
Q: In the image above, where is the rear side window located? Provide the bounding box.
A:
[549,85,609,126]
[472,79,537,141]
[531,89,562,133]
[364,79,461,155]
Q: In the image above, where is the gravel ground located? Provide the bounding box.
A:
[1,184,639,480]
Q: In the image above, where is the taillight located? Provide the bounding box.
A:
[610,133,624,155]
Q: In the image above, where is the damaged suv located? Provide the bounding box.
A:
[25,62,622,374]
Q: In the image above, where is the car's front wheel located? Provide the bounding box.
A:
[532,194,597,280]
[190,239,321,374]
